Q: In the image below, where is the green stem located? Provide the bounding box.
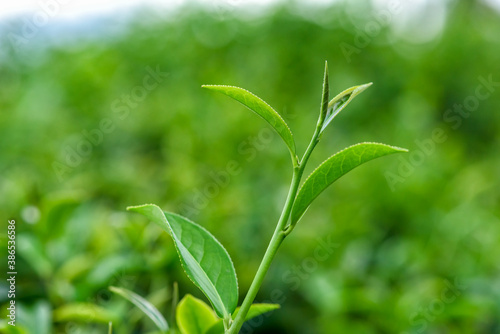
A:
[285,125,321,235]
[227,168,301,334]
[227,123,323,334]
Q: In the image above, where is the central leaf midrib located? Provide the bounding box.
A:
[161,210,235,318]
[177,241,228,317]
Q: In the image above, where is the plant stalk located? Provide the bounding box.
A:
[227,120,323,334]
[227,168,301,334]
[285,124,321,234]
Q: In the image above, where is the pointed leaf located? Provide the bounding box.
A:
[205,303,280,334]
[319,61,329,123]
[239,303,280,320]
[291,143,408,224]
[202,85,296,158]
[109,286,169,332]
[321,83,372,133]
[127,204,238,319]
[176,294,218,334]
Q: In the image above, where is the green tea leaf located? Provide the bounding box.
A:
[202,85,296,159]
[205,303,280,334]
[109,286,168,332]
[319,61,329,123]
[127,204,238,319]
[291,143,408,224]
[239,303,280,320]
[53,303,116,323]
[321,83,372,133]
[176,294,218,334]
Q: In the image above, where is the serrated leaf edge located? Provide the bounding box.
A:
[202,84,296,154]
[292,142,408,223]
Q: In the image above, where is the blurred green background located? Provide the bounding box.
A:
[1,0,500,333]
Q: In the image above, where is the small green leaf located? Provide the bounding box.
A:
[240,303,280,320]
[291,143,408,224]
[109,286,169,332]
[202,85,296,159]
[176,294,218,334]
[319,61,330,123]
[321,83,372,133]
[53,303,116,324]
[127,204,238,319]
[205,303,280,334]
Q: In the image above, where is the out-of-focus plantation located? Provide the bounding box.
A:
[1,0,500,333]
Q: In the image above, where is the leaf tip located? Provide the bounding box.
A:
[127,203,156,211]
[357,82,373,93]
[109,286,125,296]
[109,286,122,294]
[382,144,408,153]
[201,84,222,90]
[126,204,143,212]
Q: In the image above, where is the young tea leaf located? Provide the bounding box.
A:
[127,204,239,319]
[53,303,116,324]
[109,286,169,333]
[205,303,280,334]
[320,83,372,133]
[319,61,329,123]
[176,294,218,334]
[202,85,296,160]
[291,143,408,224]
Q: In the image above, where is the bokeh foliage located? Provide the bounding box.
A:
[1,0,499,333]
